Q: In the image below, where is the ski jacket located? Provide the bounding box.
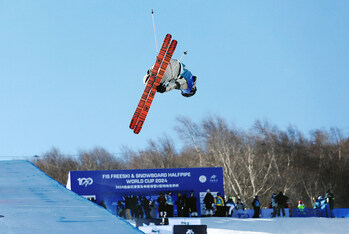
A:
[175,196,184,208]
[319,198,327,210]
[314,200,321,209]
[162,59,195,93]
[252,199,260,208]
[124,196,131,209]
[204,192,214,208]
[215,196,225,206]
[271,194,277,207]
[275,192,289,207]
[326,192,334,207]
[177,63,195,94]
[166,195,174,206]
[157,196,167,211]
[187,196,198,212]
[235,202,246,210]
[297,204,305,211]
[225,199,235,207]
[144,59,196,94]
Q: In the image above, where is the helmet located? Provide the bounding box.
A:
[299,200,303,204]
[318,196,323,200]
[181,86,197,97]
[192,76,197,85]
[181,76,197,97]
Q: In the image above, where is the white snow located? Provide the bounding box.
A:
[1,160,348,234]
[0,160,141,234]
[130,217,349,234]
[199,217,349,234]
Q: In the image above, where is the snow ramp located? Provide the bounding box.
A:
[0,160,141,234]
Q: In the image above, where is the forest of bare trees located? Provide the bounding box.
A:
[32,116,349,209]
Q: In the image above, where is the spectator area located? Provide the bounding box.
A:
[0,160,141,234]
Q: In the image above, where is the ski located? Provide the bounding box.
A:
[129,34,172,130]
[133,39,177,134]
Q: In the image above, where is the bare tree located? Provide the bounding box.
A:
[124,136,178,169]
[176,116,205,166]
[33,147,78,185]
[31,115,349,208]
[78,147,125,170]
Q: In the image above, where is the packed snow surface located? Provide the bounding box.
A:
[129,216,349,234]
[1,160,348,234]
[0,160,141,234]
[199,217,349,234]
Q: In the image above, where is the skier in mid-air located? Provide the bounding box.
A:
[129,9,197,134]
[143,58,197,97]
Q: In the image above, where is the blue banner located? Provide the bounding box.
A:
[68,167,224,217]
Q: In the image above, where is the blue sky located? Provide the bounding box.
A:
[1,1,348,159]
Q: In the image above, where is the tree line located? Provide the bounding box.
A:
[32,116,349,208]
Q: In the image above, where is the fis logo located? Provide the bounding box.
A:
[77,177,93,187]
[210,175,218,183]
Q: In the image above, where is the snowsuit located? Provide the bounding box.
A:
[275,192,289,217]
[157,194,167,218]
[117,201,125,218]
[165,194,174,217]
[215,195,225,217]
[319,197,329,217]
[187,194,198,217]
[124,196,132,220]
[135,196,144,219]
[235,201,246,211]
[225,199,235,217]
[297,203,306,216]
[271,193,278,217]
[326,191,335,218]
[314,199,321,209]
[181,194,189,217]
[252,198,260,218]
[130,196,138,218]
[144,59,197,97]
[149,201,157,219]
[175,194,184,217]
[141,197,151,219]
[203,192,214,216]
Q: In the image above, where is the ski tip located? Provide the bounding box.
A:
[133,121,144,134]
[129,117,138,130]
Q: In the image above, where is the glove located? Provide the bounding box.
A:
[156,84,166,93]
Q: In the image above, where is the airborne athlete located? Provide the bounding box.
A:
[143,58,197,97]
[129,10,196,134]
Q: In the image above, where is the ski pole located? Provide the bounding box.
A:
[178,50,188,63]
[172,50,188,75]
[151,9,159,54]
